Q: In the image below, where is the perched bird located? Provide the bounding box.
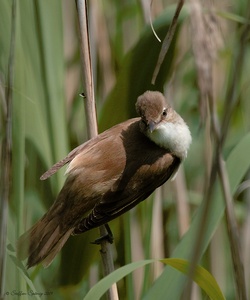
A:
[17,91,192,268]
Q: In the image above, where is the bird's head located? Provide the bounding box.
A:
[136,91,192,159]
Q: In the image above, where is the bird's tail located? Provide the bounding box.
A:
[16,215,74,268]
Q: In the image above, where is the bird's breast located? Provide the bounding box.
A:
[146,121,192,159]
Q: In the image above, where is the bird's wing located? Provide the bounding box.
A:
[40,143,89,180]
[40,118,139,180]
[38,119,139,228]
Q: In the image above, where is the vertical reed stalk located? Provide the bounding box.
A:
[184,1,249,299]
[75,1,118,299]
[0,1,16,298]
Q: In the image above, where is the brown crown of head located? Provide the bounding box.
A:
[136,91,171,123]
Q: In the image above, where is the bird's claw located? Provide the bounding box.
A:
[91,233,114,245]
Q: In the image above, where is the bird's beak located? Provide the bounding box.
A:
[148,121,157,133]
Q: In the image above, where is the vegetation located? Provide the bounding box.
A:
[1,0,250,299]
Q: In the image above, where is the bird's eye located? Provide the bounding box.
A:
[162,109,167,117]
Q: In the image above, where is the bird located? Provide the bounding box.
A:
[16,90,192,268]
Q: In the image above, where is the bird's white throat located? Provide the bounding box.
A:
[147,120,192,160]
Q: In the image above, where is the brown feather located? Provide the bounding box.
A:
[17,91,191,268]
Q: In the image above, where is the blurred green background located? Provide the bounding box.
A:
[1,0,250,299]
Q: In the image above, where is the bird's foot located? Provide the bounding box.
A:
[91,233,114,245]
[91,224,114,245]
